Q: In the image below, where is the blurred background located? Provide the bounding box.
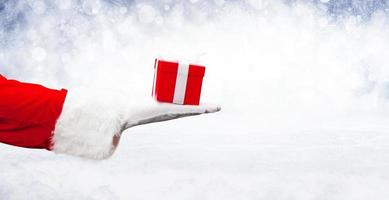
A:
[2,0,389,199]
[2,0,389,117]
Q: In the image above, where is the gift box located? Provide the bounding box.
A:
[152,59,206,105]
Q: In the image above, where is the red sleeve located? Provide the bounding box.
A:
[0,75,67,150]
[0,74,6,81]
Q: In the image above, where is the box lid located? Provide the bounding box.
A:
[155,59,205,77]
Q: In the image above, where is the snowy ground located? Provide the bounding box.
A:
[2,114,389,199]
[2,0,389,199]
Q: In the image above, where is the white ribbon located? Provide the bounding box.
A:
[173,63,189,104]
[152,59,158,97]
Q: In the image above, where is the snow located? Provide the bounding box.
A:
[2,0,389,199]
[56,0,72,10]
[81,0,101,16]
[119,7,127,15]
[31,47,47,62]
[137,4,157,24]
[30,0,46,15]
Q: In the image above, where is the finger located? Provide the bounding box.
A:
[153,102,221,114]
[124,103,221,129]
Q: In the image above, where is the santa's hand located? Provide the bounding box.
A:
[51,89,220,159]
[123,101,221,129]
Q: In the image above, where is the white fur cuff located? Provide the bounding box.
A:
[51,89,123,159]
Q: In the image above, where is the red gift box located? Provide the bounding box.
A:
[152,59,206,105]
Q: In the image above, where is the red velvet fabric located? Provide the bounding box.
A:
[0,74,67,150]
